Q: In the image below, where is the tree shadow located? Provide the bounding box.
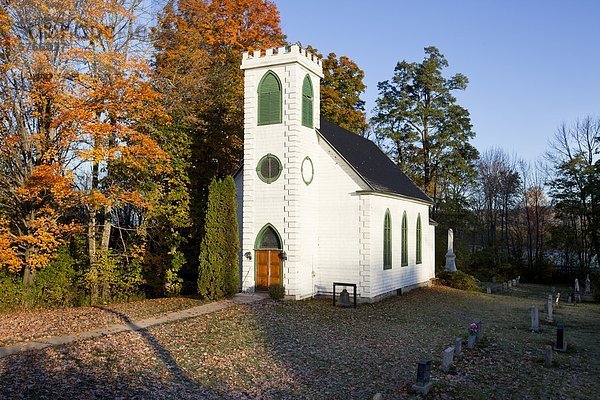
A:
[0,307,227,399]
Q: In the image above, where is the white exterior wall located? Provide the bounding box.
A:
[366,193,436,298]
[313,136,369,296]
[240,46,323,299]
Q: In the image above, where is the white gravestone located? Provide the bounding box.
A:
[440,347,455,372]
[575,278,580,293]
[545,294,554,323]
[444,229,457,272]
[531,305,539,332]
[585,274,591,294]
[454,337,463,357]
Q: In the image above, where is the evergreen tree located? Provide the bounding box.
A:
[222,176,240,296]
[197,176,239,299]
[371,47,478,216]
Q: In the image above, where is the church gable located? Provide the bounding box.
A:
[317,118,432,204]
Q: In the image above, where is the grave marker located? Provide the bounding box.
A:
[545,294,554,323]
[531,305,539,332]
[412,360,433,395]
[454,337,463,357]
[544,345,553,367]
[440,347,454,372]
[585,274,591,294]
[554,323,567,352]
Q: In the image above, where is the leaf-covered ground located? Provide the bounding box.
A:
[0,297,206,347]
[1,284,598,399]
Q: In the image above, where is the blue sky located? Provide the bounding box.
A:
[274,0,600,161]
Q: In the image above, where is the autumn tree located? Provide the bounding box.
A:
[153,0,285,270]
[371,47,478,216]
[0,1,80,283]
[0,1,171,302]
[306,47,368,135]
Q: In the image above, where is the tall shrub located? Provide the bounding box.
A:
[222,176,240,296]
[198,176,239,299]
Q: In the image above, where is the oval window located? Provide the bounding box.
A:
[256,154,282,184]
[301,156,314,185]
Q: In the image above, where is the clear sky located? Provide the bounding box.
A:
[273,0,600,161]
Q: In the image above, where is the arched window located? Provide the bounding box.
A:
[416,214,422,264]
[383,209,392,270]
[302,75,313,128]
[258,71,282,125]
[257,225,282,249]
[401,211,408,266]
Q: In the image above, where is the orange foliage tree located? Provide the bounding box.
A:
[153,0,285,202]
[0,1,169,292]
[152,0,285,271]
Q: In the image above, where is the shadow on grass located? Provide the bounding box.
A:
[0,306,224,399]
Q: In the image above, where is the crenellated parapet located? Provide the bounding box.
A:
[241,44,323,77]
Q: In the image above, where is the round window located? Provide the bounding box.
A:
[301,156,314,185]
[256,154,282,183]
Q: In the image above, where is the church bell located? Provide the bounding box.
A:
[338,288,352,307]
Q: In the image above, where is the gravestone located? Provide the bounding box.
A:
[476,321,483,341]
[508,280,512,288]
[517,276,521,284]
[545,294,554,323]
[412,360,433,395]
[486,287,491,294]
[544,345,553,367]
[555,293,560,305]
[575,278,580,293]
[444,228,457,272]
[454,337,463,357]
[575,293,582,302]
[467,334,476,349]
[568,295,572,303]
[440,347,454,372]
[530,305,539,332]
[554,323,567,352]
[585,274,591,294]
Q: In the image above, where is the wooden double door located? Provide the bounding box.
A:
[255,250,282,290]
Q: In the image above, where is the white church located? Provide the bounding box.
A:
[234,44,436,302]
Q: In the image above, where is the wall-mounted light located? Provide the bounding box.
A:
[279,251,287,261]
[244,251,252,260]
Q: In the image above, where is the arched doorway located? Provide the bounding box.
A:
[255,224,283,291]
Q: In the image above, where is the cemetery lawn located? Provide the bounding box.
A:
[0,297,207,347]
[1,284,599,399]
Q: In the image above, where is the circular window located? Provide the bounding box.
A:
[301,156,314,185]
[256,154,282,184]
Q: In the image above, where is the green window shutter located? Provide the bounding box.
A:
[258,71,282,125]
[301,75,313,128]
[383,209,392,270]
[416,214,422,264]
[401,212,408,266]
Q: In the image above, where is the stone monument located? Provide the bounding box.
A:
[575,278,580,293]
[585,274,591,295]
[444,228,457,272]
[530,305,539,332]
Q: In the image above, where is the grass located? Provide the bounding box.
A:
[0,284,599,399]
[0,296,207,347]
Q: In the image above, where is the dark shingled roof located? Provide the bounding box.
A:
[318,117,432,203]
